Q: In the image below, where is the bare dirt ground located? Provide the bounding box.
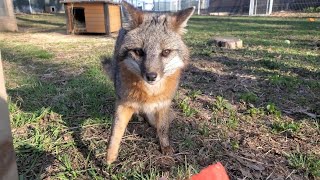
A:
[271,12,320,18]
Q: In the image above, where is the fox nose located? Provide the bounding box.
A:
[146,72,158,82]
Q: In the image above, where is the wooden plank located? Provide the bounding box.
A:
[86,21,105,26]
[66,7,74,34]
[0,52,19,180]
[86,22,105,26]
[84,17,105,22]
[109,20,121,26]
[68,3,103,8]
[84,13,105,18]
[86,26,105,31]
[64,5,71,34]
[87,27,105,31]
[84,7,104,11]
[108,5,121,32]
[86,27,105,33]
[86,22,105,31]
[79,3,104,7]
[85,15,105,20]
[85,9,104,14]
[104,4,110,34]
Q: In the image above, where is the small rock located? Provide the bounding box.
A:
[284,40,291,44]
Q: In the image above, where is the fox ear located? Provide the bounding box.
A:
[171,7,195,34]
[122,1,144,29]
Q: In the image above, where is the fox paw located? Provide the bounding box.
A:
[106,154,117,165]
[161,146,174,155]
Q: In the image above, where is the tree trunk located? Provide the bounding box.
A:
[0,0,18,32]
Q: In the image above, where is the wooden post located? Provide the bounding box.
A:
[197,0,201,15]
[0,0,18,31]
[268,0,273,15]
[0,51,19,179]
[104,3,110,35]
[210,36,243,49]
[249,0,254,16]
[64,4,71,34]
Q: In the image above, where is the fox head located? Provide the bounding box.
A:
[118,1,194,85]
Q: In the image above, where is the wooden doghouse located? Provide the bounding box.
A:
[61,0,122,34]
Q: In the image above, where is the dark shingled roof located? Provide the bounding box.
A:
[60,0,120,5]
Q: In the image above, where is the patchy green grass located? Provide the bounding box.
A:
[212,96,233,112]
[266,103,282,118]
[287,152,320,177]
[178,98,198,117]
[1,14,319,179]
[246,107,265,117]
[239,92,258,103]
[271,121,300,134]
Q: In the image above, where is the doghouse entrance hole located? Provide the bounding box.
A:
[72,8,86,31]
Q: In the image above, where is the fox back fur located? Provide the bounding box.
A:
[105,1,194,164]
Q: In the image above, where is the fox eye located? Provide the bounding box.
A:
[161,49,171,57]
[132,49,144,57]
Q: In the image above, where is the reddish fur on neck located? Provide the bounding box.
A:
[118,62,181,104]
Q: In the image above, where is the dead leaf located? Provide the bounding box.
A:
[240,168,254,179]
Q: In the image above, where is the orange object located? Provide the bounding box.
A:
[308,18,316,22]
[190,162,229,180]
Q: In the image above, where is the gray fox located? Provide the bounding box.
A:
[104,1,194,164]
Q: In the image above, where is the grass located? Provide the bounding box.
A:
[266,103,282,118]
[239,92,258,103]
[287,152,320,177]
[1,14,319,179]
[271,121,300,134]
[178,98,198,117]
[212,96,233,112]
[246,107,265,117]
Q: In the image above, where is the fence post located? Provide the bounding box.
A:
[197,0,200,15]
[0,0,18,31]
[268,0,274,15]
[249,0,254,15]
[254,0,257,15]
[28,0,33,13]
[0,51,19,179]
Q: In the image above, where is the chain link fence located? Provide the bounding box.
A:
[13,0,64,13]
[12,0,320,15]
[272,0,320,12]
[209,0,320,15]
[124,0,319,14]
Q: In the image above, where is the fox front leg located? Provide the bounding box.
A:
[156,107,174,155]
[106,104,134,164]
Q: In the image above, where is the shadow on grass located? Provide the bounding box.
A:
[1,40,234,178]
[211,50,320,79]
[190,16,319,32]
[15,144,55,179]
[180,62,320,179]
[16,16,65,27]
[2,45,115,177]
[187,16,320,53]
[183,54,320,115]
[16,15,67,34]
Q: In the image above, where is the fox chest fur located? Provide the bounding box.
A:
[117,61,181,114]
